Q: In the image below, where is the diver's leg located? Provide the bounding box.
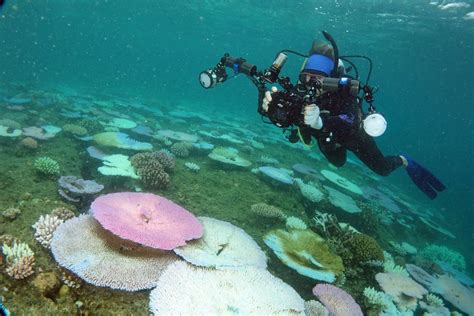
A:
[347,132,403,176]
[317,138,347,167]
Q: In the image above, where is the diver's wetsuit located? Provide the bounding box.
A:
[301,90,403,176]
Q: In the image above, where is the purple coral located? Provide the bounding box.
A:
[58,175,104,203]
[312,284,363,316]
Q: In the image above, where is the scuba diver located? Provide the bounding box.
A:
[199,31,445,199]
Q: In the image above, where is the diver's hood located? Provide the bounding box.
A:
[363,113,387,137]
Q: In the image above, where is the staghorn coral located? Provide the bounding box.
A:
[184,162,200,172]
[32,214,64,249]
[285,216,307,230]
[5,255,35,279]
[2,242,35,279]
[34,156,60,177]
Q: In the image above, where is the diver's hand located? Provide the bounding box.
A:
[304,104,323,129]
[262,86,278,112]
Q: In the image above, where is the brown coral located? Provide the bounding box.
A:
[6,255,35,279]
[19,137,38,149]
[346,233,384,264]
[1,207,21,220]
[250,203,287,221]
[131,152,171,189]
[170,142,191,158]
[50,207,75,221]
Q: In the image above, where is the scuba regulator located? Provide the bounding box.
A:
[199,31,386,137]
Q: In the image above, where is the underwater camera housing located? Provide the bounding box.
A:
[199,31,377,130]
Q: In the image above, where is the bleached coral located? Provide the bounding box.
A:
[258,155,279,164]
[304,300,329,316]
[295,178,325,203]
[383,251,409,276]
[425,293,444,307]
[2,242,35,279]
[184,162,200,172]
[364,286,392,307]
[149,261,304,315]
[390,241,417,256]
[285,216,307,230]
[32,214,64,249]
[419,244,466,271]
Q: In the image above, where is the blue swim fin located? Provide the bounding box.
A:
[403,155,446,199]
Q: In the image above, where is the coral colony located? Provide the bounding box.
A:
[0,84,471,315]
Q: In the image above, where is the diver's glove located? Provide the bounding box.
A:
[400,155,446,199]
[262,86,278,112]
[304,104,323,130]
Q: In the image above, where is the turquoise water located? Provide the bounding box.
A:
[0,1,473,315]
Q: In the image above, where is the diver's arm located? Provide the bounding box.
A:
[318,97,360,133]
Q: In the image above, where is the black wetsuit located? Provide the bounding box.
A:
[300,91,403,176]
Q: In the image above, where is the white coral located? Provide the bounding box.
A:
[295,178,325,203]
[285,216,307,230]
[184,162,200,172]
[425,293,444,307]
[32,214,64,249]
[2,241,34,260]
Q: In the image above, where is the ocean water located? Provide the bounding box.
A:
[0,1,473,315]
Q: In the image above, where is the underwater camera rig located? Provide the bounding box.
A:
[199,31,380,130]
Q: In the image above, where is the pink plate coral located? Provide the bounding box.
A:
[91,192,203,250]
